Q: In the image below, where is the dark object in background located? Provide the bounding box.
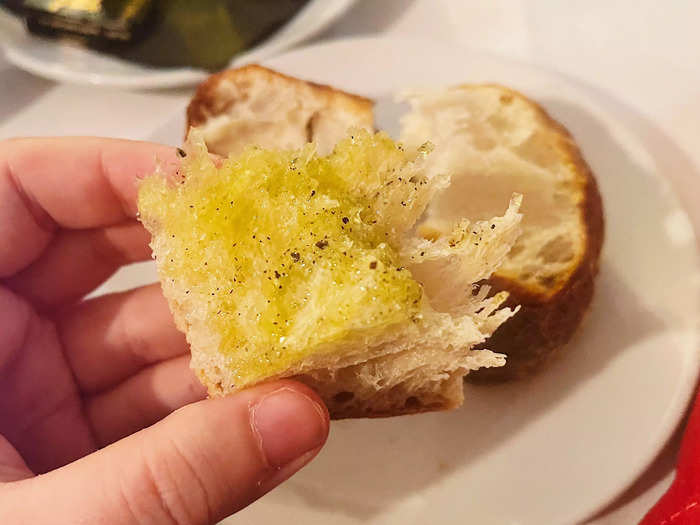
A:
[7,0,154,42]
[4,0,311,71]
[118,0,311,71]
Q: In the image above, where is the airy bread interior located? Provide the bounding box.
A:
[139,127,522,418]
[400,85,587,298]
[399,84,603,382]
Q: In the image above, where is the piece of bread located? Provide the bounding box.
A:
[187,66,604,383]
[186,64,374,157]
[138,128,522,418]
[400,85,604,381]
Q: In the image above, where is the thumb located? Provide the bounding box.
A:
[1,380,329,525]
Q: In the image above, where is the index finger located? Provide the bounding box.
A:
[0,137,180,277]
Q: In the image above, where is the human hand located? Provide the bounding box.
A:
[0,137,329,524]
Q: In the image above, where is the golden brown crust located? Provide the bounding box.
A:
[468,87,604,382]
[297,379,459,420]
[204,372,456,419]
[186,64,374,136]
[329,402,451,419]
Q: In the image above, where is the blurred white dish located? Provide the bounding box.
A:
[99,36,700,525]
[0,0,357,89]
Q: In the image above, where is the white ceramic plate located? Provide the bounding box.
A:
[0,0,357,89]
[101,36,700,524]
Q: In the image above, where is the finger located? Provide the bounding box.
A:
[2,381,329,524]
[6,221,151,311]
[0,286,96,474]
[0,137,179,277]
[56,283,189,394]
[85,355,206,446]
[0,434,33,482]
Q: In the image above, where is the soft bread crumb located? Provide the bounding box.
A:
[138,129,522,417]
[400,84,604,381]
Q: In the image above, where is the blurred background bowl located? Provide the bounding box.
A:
[0,0,358,89]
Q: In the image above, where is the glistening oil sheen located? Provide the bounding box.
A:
[138,130,424,385]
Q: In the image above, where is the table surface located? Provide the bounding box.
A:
[1,1,698,523]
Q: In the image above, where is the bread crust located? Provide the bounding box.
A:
[295,373,462,419]
[328,398,454,419]
[186,64,373,137]
[468,87,604,382]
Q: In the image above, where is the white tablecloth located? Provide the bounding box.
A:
[1,1,699,523]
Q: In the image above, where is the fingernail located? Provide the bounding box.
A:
[251,388,328,469]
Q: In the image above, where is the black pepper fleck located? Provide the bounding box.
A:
[315,240,328,249]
